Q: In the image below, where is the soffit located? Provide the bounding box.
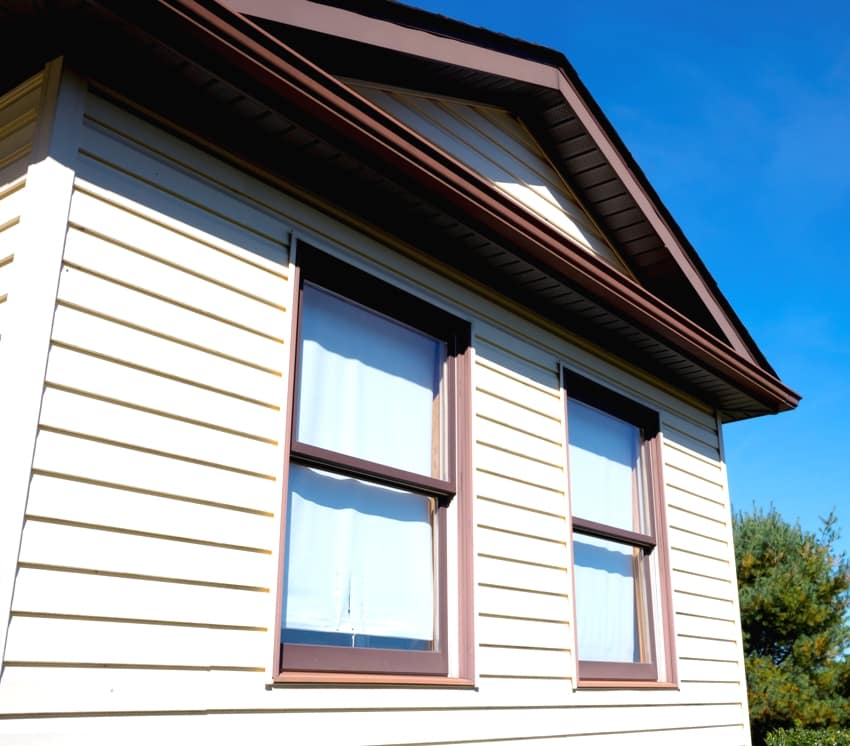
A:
[0,0,800,421]
[224,0,761,360]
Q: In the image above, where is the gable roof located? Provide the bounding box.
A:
[0,0,800,420]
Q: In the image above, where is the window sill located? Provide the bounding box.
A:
[577,680,679,690]
[273,672,476,688]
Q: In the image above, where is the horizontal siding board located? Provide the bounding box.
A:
[477,584,571,623]
[4,616,268,668]
[665,485,730,524]
[10,567,269,628]
[475,388,563,444]
[0,253,14,299]
[0,706,746,744]
[476,441,564,492]
[475,361,561,418]
[476,496,567,540]
[675,613,739,641]
[44,344,282,440]
[673,590,737,622]
[0,121,36,171]
[678,657,742,683]
[477,555,570,595]
[662,412,720,449]
[32,430,279,513]
[56,267,286,374]
[663,428,720,462]
[671,570,735,603]
[476,526,569,569]
[477,615,571,649]
[63,227,287,339]
[666,504,729,540]
[0,183,25,225]
[664,445,725,485]
[475,329,561,390]
[84,93,298,237]
[475,469,567,516]
[669,547,732,579]
[0,666,747,714]
[37,387,279,477]
[17,519,274,589]
[664,464,728,506]
[475,416,564,465]
[69,188,288,301]
[0,75,42,124]
[25,473,276,549]
[477,645,572,678]
[668,526,730,563]
[50,305,284,406]
[77,119,289,252]
[677,635,740,661]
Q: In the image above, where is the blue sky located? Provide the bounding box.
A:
[406,1,850,552]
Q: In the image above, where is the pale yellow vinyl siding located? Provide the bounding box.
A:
[4,91,291,693]
[0,71,46,358]
[350,81,631,275]
[0,72,42,181]
[0,181,23,349]
[0,88,750,746]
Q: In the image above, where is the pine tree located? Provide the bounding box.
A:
[734,507,850,745]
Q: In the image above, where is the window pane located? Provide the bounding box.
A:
[568,399,642,531]
[573,534,647,663]
[283,464,436,649]
[296,283,445,477]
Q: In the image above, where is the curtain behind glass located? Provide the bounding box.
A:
[283,465,435,644]
[568,400,641,531]
[296,283,444,477]
[573,533,640,662]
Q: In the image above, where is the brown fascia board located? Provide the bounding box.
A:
[316,0,776,375]
[120,0,797,414]
[226,0,778,375]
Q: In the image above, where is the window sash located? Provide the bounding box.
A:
[294,281,448,479]
[564,369,664,684]
[277,243,466,678]
[572,531,656,673]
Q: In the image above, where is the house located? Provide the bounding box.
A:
[0,1,800,743]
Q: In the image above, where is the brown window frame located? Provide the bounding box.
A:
[273,242,474,683]
[564,369,676,687]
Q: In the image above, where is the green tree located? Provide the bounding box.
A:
[734,507,850,745]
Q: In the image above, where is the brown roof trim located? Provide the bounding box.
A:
[225,0,756,364]
[150,0,797,415]
[222,0,561,88]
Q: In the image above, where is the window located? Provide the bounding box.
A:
[564,371,675,684]
[275,243,473,681]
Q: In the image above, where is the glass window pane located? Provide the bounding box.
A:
[295,283,445,477]
[568,399,642,531]
[283,464,436,649]
[573,534,647,663]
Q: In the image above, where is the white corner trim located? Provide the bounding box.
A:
[0,62,85,675]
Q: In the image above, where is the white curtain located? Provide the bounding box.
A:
[296,283,444,477]
[568,399,640,530]
[283,465,435,644]
[573,533,639,662]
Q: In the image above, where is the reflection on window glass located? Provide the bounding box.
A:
[568,399,642,531]
[296,283,445,477]
[573,534,645,663]
[283,464,436,651]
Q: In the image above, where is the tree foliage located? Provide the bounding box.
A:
[734,507,850,745]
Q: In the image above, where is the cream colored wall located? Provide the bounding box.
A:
[0,78,751,745]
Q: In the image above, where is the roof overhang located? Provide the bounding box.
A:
[0,0,801,421]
